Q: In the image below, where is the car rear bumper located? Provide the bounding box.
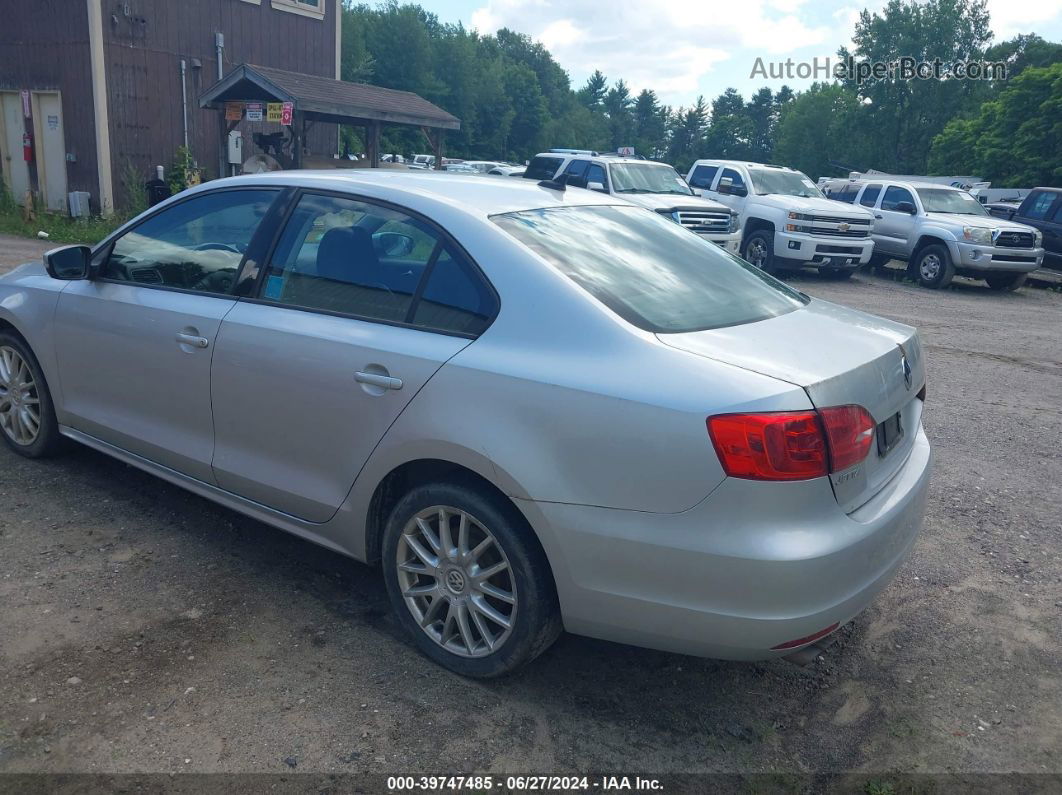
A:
[773,231,874,266]
[950,241,1043,272]
[529,425,932,660]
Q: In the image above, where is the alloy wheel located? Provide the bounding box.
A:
[919,254,942,281]
[396,505,517,658]
[0,346,41,446]
[746,239,768,268]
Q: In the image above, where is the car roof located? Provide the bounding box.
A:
[533,152,671,169]
[841,178,966,192]
[194,170,624,217]
[691,159,799,172]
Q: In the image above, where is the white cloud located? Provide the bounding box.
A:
[986,0,1062,40]
[469,0,830,105]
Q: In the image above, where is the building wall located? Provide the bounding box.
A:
[102,0,340,207]
[0,0,99,202]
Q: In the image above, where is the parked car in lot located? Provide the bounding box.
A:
[0,171,931,677]
[487,165,525,177]
[524,153,742,253]
[687,160,876,278]
[824,178,1044,290]
[986,187,1062,271]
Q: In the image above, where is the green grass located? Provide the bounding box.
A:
[0,186,127,245]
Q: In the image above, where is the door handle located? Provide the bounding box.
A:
[176,332,210,349]
[355,371,403,391]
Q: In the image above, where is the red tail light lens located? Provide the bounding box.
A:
[707,404,876,482]
[818,405,876,473]
[707,411,828,481]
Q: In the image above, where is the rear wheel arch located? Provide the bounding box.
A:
[365,459,554,581]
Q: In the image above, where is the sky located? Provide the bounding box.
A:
[415,0,1062,107]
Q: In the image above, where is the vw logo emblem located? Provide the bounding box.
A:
[445,569,466,594]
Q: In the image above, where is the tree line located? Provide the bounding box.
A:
[341,0,1061,186]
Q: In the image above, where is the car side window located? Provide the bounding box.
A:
[860,184,882,207]
[261,193,442,323]
[833,184,859,203]
[524,156,563,181]
[564,159,589,179]
[101,189,279,293]
[1025,191,1058,220]
[688,165,719,190]
[720,168,745,190]
[881,186,915,212]
[411,248,496,335]
[586,164,608,192]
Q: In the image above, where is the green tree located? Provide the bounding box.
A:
[577,70,608,110]
[774,83,875,178]
[632,89,667,158]
[604,80,634,150]
[838,0,991,173]
[928,62,1062,186]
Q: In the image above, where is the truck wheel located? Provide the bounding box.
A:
[913,245,955,289]
[821,267,854,280]
[742,230,776,272]
[868,253,892,271]
[985,273,1027,292]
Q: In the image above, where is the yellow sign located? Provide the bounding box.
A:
[266,103,283,123]
[224,101,244,122]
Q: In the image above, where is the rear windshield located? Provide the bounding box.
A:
[523,156,564,181]
[492,205,807,333]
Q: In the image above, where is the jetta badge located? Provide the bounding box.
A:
[899,345,913,390]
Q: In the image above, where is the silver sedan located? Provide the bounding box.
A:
[0,172,931,677]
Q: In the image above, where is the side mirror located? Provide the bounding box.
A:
[896,201,916,214]
[44,245,91,280]
[373,232,415,258]
[587,181,606,192]
[717,176,733,194]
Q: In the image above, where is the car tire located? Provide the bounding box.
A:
[741,230,777,273]
[913,244,955,289]
[382,479,562,678]
[985,273,1027,292]
[868,253,892,271]
[0,331,67,459]
[821,267,854,280]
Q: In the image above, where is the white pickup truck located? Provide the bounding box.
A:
[686,160,876,278]
[526,153,743,253]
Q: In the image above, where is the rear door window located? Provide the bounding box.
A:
[859,184,882,207]
[832,184,860,203]
[563,159,589,179]
[688,165,719,190]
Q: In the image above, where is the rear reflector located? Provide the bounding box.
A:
[770,622,840,651]
[707,404,876,482]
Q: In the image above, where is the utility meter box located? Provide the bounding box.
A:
[227,130,243,165]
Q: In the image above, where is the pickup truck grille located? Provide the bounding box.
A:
[994,231,1036,248]
[672,209,732,234]
[806,215,872,238]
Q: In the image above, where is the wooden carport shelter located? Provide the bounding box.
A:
[199,63,460,174]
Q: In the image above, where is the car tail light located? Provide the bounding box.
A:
[818,405,876,473]
[707,404,875,482]
[707,411,828,481]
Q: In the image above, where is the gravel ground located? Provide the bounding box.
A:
[1,235,1060,787]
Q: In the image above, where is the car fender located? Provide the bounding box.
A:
[0,265,66,414]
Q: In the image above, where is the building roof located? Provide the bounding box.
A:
[200,63,460,130]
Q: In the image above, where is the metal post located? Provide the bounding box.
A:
[179,60,189,149]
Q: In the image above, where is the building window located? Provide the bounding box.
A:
[271,0,325,18]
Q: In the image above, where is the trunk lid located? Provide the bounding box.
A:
[658,299,925,512]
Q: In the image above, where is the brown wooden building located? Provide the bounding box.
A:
[1,0,342,215]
